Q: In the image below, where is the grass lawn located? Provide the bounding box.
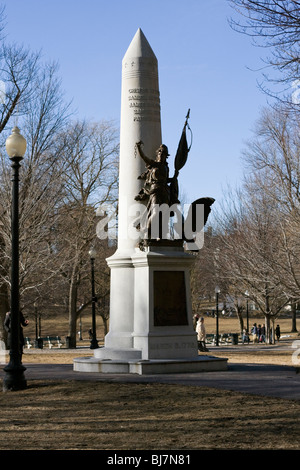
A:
[0,313,299,451]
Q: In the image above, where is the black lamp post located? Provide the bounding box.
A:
[245,290,249,334]
[215,286,220,346]
[34,303,43,349]
[3,127,27,391]
[89,247,99,349]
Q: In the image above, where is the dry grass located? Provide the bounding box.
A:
[0,313,299,451]
[0,381,299,450]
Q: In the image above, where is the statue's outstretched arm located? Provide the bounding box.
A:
[136,141,154,166]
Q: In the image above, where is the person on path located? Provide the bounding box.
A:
[242,328,249,344]
[251,323,258,343]
[260,324,266,343]
[196,317,209,352]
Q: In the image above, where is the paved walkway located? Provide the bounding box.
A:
[13,361,298,401]
[1,341,300,400]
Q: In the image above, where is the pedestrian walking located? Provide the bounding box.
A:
[193,314,199,330]
[251,323,258,343]
[260,324,266,343]
[257,324,262,342]
[242,328,249,344]
[196,317,209,352]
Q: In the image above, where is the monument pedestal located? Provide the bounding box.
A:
[74,244,228,374]
[131,243,197,360]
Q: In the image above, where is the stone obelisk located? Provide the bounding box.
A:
[118,28,162,253]
[104,28,162,350]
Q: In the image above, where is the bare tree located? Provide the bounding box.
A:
[0,43,40,133]
[0,60,71,343]
[228,0,300,104]
[214,179,290,343]
[242,106,300,212]
[242,105,300,330]
[68,238,114,341]
[55,120,119,347]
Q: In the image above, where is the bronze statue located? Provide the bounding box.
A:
[135,142,171,205]
[135,142,172,240]
[134,110,215,248]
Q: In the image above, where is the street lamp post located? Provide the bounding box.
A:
[215,286,220,346]
[34,303,43,349]
[245,290,249,334]
[89,247,99,349]
[3,127,27,391]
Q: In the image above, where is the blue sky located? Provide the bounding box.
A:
[3,0,273,207]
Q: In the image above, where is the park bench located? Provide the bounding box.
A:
[206,334,221,345]
[25,337,32,349]
[206,334,215,344]
[212,334,225,345]
[205,333,238,346]
[220,333,231,344]
[204,334,220,345]
[43,336,63,348]
[37,336,63,348]
[24,336,63,349]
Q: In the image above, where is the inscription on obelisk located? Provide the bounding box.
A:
[127,87,161,123]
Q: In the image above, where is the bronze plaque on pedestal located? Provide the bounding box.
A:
[153,271,188,326]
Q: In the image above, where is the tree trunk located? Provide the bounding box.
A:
[265,314,272,344]
[271,317,275,344]
[291,302,298,333]
[237,307,244,335]
[264,286,274,344]
[68,277,78,348]
[99,311,108,336]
